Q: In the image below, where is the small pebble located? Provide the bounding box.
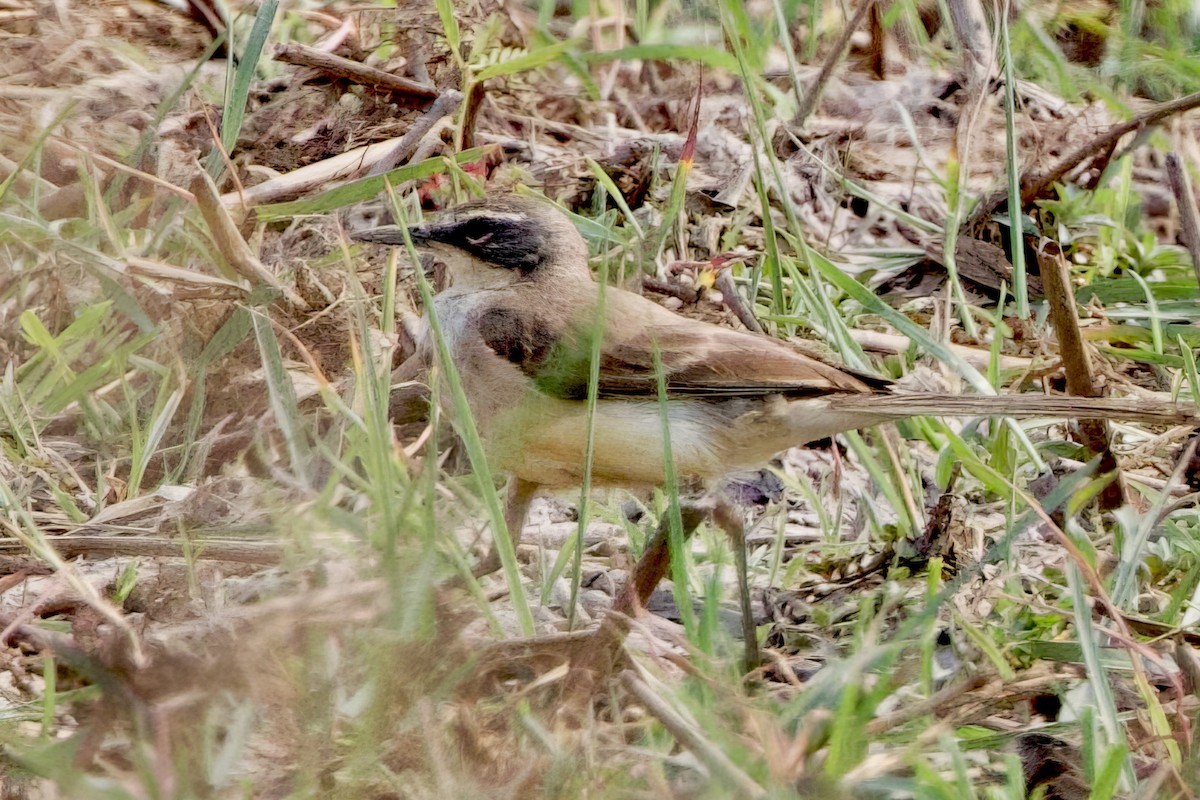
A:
[661,296,684,310]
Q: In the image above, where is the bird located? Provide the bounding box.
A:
[354,194,1195,666]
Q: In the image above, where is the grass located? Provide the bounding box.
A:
[0,0,1199,797]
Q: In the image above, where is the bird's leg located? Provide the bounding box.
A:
[712,495,760,673]
[611,502,707,618]
[472,477,538,578]
[578,502,709,677]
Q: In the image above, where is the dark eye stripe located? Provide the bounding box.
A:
[415,215,544,274]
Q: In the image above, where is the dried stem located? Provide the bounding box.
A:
[1165,153,1200,287]
[1037,240,1125,510]
[273,42,437,100]
[968,90,1200,229]
[794,0,877,128]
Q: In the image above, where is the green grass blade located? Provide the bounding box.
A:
[388,192,535,637]
[653,346,696,636]
[0,101,78,205]
[1067,564,1137,791]
[1179,335,1200,406]
[126,378,184,499]
[567,257,608,624]
[653,86,700,262]
[585,158,643,236]
[208,0,279,177]
[807,253,991,392]
[249,308,310,480]
[434,0,462,66]
[1129,270,1164,355]
[581,44,740,73]
[255,148,488,220]
[999,11,1029,319]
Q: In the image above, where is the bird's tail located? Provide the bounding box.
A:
[835,392,1197,426]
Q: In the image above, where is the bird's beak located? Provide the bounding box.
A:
[350,224,433,246]
[352,225,437,274]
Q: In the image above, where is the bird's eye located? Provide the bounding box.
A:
[431,215,543,274]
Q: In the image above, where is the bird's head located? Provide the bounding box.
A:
[353,196,590,290]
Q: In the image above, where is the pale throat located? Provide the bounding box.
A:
[434,247,527,291]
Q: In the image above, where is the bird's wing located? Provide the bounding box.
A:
[474,285,875,400]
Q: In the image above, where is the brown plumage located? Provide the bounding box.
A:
[355,195,1196,661]
[359,196,1193,486]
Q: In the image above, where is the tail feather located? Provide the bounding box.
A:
[837,392,1198,426]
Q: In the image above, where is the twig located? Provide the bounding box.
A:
[1037,240,1124,510]
[460,83,485,151]
[794,0,877,128]
[621,671,767,799]
[273,42,437,100]
[967,90,1200,229]
[866,2,885,80]
[190,170,309,310]
[0,608,118,689]
[1165,153,1200,287]
[642,276,698,303]
[839,392,1196,425]
[0,536,283,565]
[866,673,992,735]
[715,270,763,333]
[366,90,463,177]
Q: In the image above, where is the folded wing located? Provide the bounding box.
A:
[474,286,876,400]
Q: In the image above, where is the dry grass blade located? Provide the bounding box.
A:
[125,256,249,290]
[216,137,426,207]
[621,671,767,799]
[189,170,308,309]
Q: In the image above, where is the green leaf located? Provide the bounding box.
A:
[386,197,536,637]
